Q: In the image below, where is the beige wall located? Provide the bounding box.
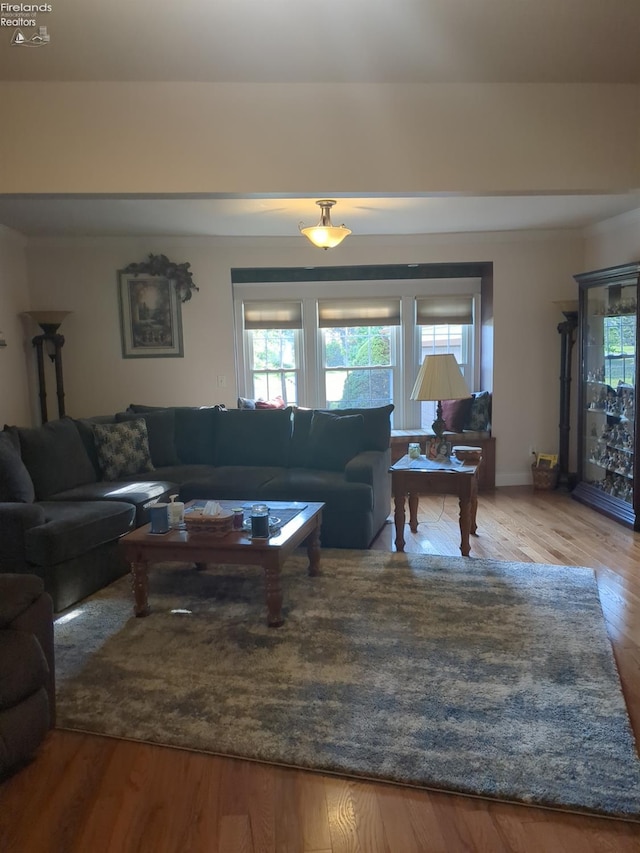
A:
[583,210,640,271]
[0,83,638,193]
[24,230,585,485]
[0,228,32,425]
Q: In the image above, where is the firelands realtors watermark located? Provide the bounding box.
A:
[1,3,52,46]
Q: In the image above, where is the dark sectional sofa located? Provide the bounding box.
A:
[0,404,393,612]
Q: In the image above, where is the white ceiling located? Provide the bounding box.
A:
[1,1,639,238]
[1,194,640,239]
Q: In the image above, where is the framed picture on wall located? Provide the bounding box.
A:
[117,272,184,358]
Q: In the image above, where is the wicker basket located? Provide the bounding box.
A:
[531,463,559,491]
[184,510,233,537]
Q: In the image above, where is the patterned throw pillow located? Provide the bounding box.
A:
[466,391,491,432]
[93,419,154,481]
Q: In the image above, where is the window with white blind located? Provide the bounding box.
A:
[234,279,481,428]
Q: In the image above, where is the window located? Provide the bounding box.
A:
[234,279,481,428]
[319,297,399,410]
[415,296,474,428]
[243,301,301,404]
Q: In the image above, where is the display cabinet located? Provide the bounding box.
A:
[573,263,640,529]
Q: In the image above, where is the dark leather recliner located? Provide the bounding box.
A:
[0,573,55,779]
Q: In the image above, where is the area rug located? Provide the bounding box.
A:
[54,550,640,819]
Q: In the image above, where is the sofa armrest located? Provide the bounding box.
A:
[0,503,47,572]
[345,448,391,488]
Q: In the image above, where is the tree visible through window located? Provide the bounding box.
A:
[249,328,298,404]
[323,326,393,408]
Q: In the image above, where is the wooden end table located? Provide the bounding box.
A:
[118,500,324,627]
[389,455,480,556]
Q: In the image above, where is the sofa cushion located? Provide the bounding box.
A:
[0,574,44,626]
[290,404,393,466]
[16,418,97,500]
[258,469,374,513]
[93,419,155,481]
[128,405,220,465]
[0,432,35,503]
[24,500,136,566]
[441,397,473,433]
[116,409,180,467]
[0,630,49,710]
[215,408,292,467]
[180,467,283,503]
[48,480,175,525]
[306,411,364,471]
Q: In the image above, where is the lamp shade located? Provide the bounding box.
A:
[410,353,469,401]
[299,200,351,249]
[24,310,72,333]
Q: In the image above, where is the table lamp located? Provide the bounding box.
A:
[410,353,470,438]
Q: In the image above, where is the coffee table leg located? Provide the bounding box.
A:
[394,493,406,552]
[131,561,151,616]
[459,498,471,556]
[263,561,284,628]
[470,493,478,535]
[306,522,321,577]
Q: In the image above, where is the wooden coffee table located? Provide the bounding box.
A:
[118,500,324,627]
[390,455,480,556]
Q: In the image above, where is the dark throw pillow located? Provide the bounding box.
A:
[116,409,180,467]
[306,411,364,471]
[93,419,155,481]
[0,431,35,502]
[441,397,473,433]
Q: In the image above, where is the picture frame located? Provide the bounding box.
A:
[117,272,184,358]
[426,437,452,461]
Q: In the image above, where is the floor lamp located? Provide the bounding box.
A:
[25,311,72,423]
[554,301,579,488]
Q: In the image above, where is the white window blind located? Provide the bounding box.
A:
[243,301,302,330]
[416,295,474,326]
[318,298,401,328]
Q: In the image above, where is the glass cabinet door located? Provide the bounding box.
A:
[582,282,636,506]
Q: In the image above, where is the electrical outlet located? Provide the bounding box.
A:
[529,445,536,457]
[216,375,227,389]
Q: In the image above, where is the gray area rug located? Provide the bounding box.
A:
[55,550,640,819]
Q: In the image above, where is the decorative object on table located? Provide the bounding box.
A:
[168,494,184,528]
[231,507,244,530]
[410,353,470,438]
[55,551,640,820]
[23,310,72,423]
[149,503,170,534]
[121,253,198,303]
[407,442,421,460]
[250,503,270,538]
[452,445,482,464]
[117,266,184,359]
[299,199,352,249]
[184,501,233,537]
[426,436,452,461]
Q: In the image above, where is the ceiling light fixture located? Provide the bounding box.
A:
[299,200,351,249]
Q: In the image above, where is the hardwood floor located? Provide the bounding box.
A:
[2,486,640,852]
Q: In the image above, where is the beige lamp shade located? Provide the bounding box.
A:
[410,353,470,402]
[24,311,72,333]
